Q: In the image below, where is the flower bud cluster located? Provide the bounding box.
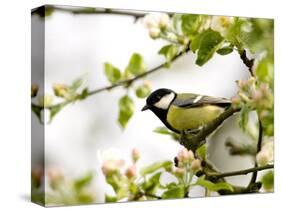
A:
[174,148,202,175]
[232,77,273,112]
[101,148,141,180]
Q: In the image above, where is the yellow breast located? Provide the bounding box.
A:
[167,105,224,131]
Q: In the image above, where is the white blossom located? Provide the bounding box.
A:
[149,27,161,39]
[143,13,170,39]
[143,14,159,29]
[158,13,170,28]
[210,16,234,36]
[101,159,125,176]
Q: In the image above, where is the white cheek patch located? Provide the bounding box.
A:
[193,95,203,103]
[154,93,175,109]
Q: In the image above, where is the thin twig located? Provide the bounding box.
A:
[142,192,162,200]
[208,164,273,180]
[247,119,263,187]
[33,47,190,111]
[239,50,254,76]
[32,5,174,21]
[53,6,146,19]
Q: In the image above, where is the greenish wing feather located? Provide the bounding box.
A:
[173,93,197,106]
[173,93,230,108]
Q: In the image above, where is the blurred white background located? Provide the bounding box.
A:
[0,0,280,211]
[32,8,256,202]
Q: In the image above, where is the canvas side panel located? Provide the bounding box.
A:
[31,6,46,207]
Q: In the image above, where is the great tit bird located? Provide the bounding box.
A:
[141,88,231,133]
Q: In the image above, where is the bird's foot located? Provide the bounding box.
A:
[179,130,187,145]
[179,129,198,145]
[183,128,201,135]
[179,128,205,151]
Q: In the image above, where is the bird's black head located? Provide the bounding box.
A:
[141,88,176,112]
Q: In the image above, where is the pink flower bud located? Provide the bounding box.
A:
[190,159,202,173]
[177,148,194,163]
[174,167,185,176]
[125,165,137,179]
[231,95,241,107]
[252,90,263,102]
[237,79,248,89]
[132,148,140,162]
[101,159,125,176]
[260,83,269,93]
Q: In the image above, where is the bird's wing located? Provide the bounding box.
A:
[173,93,231,108]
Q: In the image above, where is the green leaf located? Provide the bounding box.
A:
[118,95,134,128]
[31,105,42,122]
[79,88,89,100]
[141,172,162,192]
[104,63,122,84]
[153,127,180,140]
[74,173,93,191]
[105,194,117,203]
[105,175,121,193]
[125,53,145,76]
[217,46,234,55]
[190,32,205,52]
[135,83,151,98]
[225,18,247,50]
[227,18,273,54]
[255,58,274,84]
[195,29,224,66]
[239,106,250,132]
[70,77,83,92]
[181,14,202,37]
[172,14,182,33]
[153,126,173,135]
[165,182,178,189]
[158,44,179,63]
[162,184,185,199]
[49,104,65,122]
[129,182,139,195]
[261,171,274,191]
[196,177,234,192]
[140,161,173,176]
[77,192,94,203]
[196,144,207,161]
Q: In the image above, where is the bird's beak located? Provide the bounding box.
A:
[141,104,150,111]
